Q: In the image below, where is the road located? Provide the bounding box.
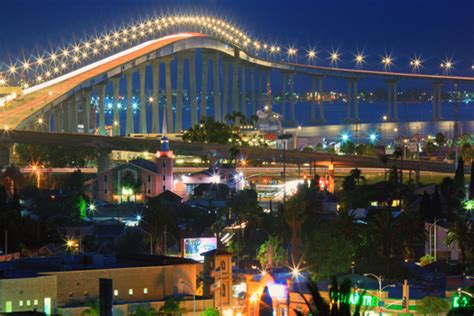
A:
[0,130,469,174]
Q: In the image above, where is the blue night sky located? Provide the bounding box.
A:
[0,0,472,76]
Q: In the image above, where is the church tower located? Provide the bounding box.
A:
[156,106,173,193]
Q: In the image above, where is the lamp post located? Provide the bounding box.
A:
[364,273,395,315]
[278,134,293,206]
[181,280,196,316]
[430,218,447,261]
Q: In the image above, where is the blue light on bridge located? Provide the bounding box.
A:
[341,132,350,143]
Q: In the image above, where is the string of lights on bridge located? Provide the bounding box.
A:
[0,14,462,88]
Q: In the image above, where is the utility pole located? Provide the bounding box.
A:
[164,225,167,256]
[4,230,7,255]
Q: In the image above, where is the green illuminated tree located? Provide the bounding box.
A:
[257,235,288,269]
[417,296,450,315]
[200,307,219,316]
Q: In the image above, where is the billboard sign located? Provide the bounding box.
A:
[183,237,217,262]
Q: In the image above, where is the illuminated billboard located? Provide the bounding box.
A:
[183,237,217,262]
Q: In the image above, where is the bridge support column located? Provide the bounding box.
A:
[431,82,444,120]
[346,79,352,122]
[200,53,209,120]
[139,64,148,133]
[232,59,239,116]
[250,67,256,115]
[257,69,263,109]
[164,57,174,132]
[265,71,271,112]
[310,77,317,121]
[318,77,324,122]
[281,72,287,117]
[353,79,359,122]
[70,95,78,133]
[98,83,107,135]
[44,111,52,132]
[97,150,111,174]
[112,77,120,135]
[53,107,61,132]
[188,51,198,126]
[212,53,221,122]
[151,60,160,133]
[61,102,68,133]
[222,60,230,121]
[386,80,398,121]
[0,144,10,168]
[125,69,134,135]
[240,64,247,117]
[176,55,184,132]
[82,89,92,134]
[392,81,398,121]
[289,73,296,124]
[328,163,335,194]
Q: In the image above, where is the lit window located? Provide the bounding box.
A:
[143,288,148,294]
[19,300,24,307]
[129,289,133,295]
[34,299,38,306]
[114,290,119,296]
[26,300,31,306]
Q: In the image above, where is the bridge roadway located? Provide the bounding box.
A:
[0,130,469,174]
[1,33,473,131]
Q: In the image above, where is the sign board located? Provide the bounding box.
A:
[453,295,472,308]
[183,237,217,262]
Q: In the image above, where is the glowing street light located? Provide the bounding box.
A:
[368,132,378,143]
[287,48,297,58]
[329,50,340,66]
[341,132,350,143]
[307,50,316,63]
[382,115,388,122]
[354,53,365,68]
[440,59,454,73]
[409,57,422,72]
[382,55,393,70]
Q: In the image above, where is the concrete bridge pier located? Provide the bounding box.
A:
[188,51,198,126]
[176,54,184,132]
[139,64,148,133]
[61,102,69,133]
[210,53,221,122]
[281,71,287,116]
[232,59,239,117]
[200,52,209,121]
[257,68,263,109]
[250,67,256,115]
[70,94,78,133]
[98,83,107,135]
[125,69,135,135]
[97,150,111,174]
[318,77,325,122]
[111,77,121,135]
[265,70,271,112]
[53,107,61,132]
[164,56,174,132]
[82,89,92,134]
[289,72,296,125]
[240,63,247,117]
[222,59,230,121]
[431,82,443,120]
[0,144,10,168]
[150,59,160,133]
[386,80,399,121]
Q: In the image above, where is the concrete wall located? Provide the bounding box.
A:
[0,275,57,314]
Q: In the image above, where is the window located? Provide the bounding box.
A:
[104,175,107,182]
[148,175,151,182]
[26,300,31,306]
[147,189,151,194]
[129,289,134,295]
[19,300,24,307]
[114,290,119,296]
[163,185,166,191]
[220,260,226,270]
[68,292,73,299]
[163,175,166,181]
[5,301,12,313]
[34,300,38,306]
[221,284,226,297]
[44,297,52,315]
[105,189,108,194]
[162,161,166,168]
[84,291,89,297]
[143,288,148,294]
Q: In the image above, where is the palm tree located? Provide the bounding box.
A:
[446,215,472,265]
[285,186,307,264]
[379,154,389,181]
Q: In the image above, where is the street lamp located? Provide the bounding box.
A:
[363,273,395,315]
[180,280,196,316]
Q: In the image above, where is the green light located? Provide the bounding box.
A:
[453,295,470,308]
[463,200,474,211]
